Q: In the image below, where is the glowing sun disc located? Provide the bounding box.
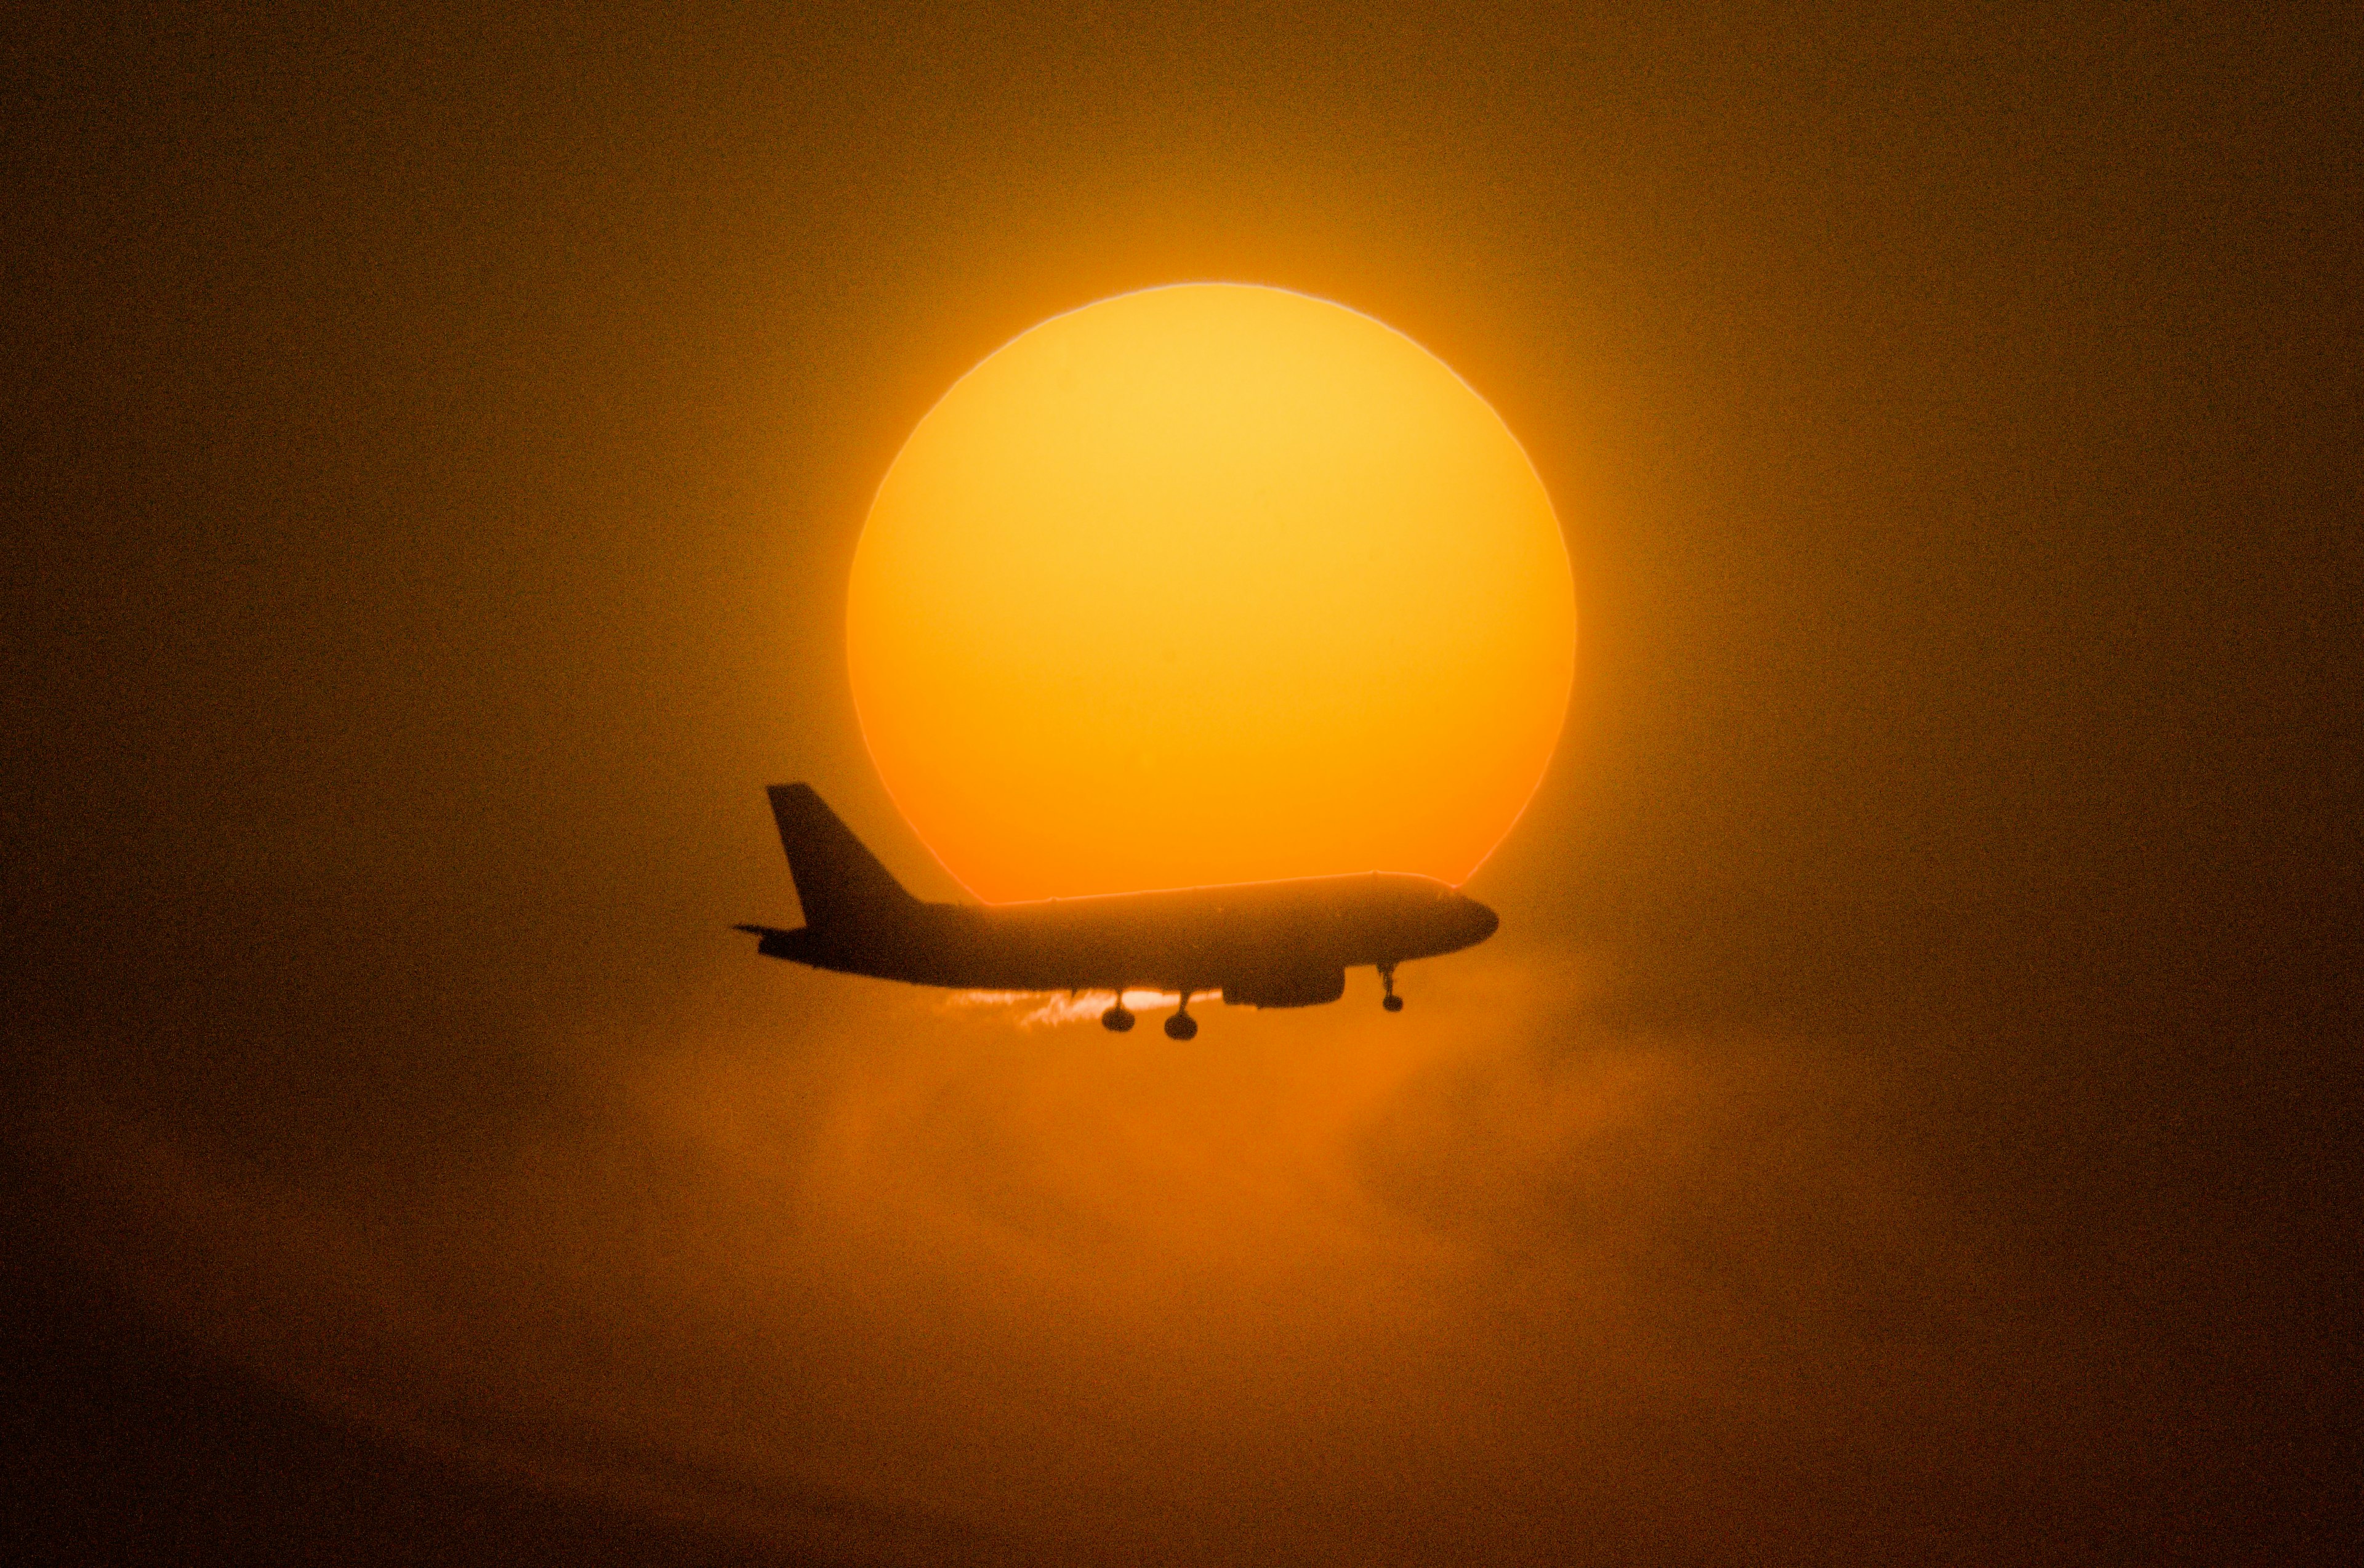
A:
[848,283,1574,903]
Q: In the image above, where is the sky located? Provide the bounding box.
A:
[4,3,2358,1563]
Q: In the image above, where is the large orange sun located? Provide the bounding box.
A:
[847,283,1575,903]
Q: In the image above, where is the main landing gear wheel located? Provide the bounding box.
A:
[1164,991,1199,1041]
[1101,1002,1135,1032]
[1380,964,1404,1013]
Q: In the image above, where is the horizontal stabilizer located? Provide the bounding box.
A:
[734,922,821,962]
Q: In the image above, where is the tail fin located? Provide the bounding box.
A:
[765,784,922,930]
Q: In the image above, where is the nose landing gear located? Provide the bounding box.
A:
[1164,990,1199,1041]
[1380,964,1404,1013]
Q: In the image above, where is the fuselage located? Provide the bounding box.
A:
[753,872,1497,1005]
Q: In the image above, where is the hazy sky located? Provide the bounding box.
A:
[6,4,2356,1562]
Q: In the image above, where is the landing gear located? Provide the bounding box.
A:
[1380,964,1404,1013]
[1101,999,1135,1032]
[1164,990,1199,1041]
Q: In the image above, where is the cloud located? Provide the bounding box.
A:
[26,946,2075,1563]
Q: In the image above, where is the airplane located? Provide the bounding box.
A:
[736,784,1500,1039]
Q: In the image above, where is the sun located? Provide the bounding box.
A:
[846,283,1574,903]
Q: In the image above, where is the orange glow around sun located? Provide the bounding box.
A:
[847,283,1575,903]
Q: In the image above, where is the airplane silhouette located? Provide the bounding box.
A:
[736,784,1500,1039]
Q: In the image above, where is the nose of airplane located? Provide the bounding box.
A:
[1468,897,1499,941]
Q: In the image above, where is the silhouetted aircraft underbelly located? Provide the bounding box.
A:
[738,785,1498,1030]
